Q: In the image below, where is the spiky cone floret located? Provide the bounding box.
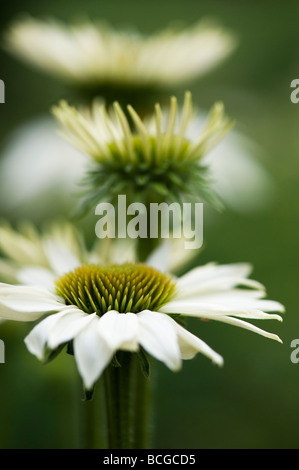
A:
[52,92,234,210]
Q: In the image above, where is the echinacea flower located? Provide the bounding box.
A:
[0,222,284,391]
[0,114,274,219]
[3,16,236,91]
[52,92,233,210]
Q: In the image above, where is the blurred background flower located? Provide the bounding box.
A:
[0,99,274,223]
[0,0,297,449]
[3,15,236,92]
[0,10,274,223]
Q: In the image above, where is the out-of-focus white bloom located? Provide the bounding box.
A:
[0,222,284,390]
[0,116,87,217]
[186,114,275,214]
[4,16,236,88]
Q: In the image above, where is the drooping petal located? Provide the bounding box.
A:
[24,312,63,360]
[46,309,96,349]
[74,317,113,390]
[137,310,181,371]
[24,308,94,360]
[209,315,283,343]
[168,317,224,366]
[97,310,139,352]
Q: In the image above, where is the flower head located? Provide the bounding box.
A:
[52,92,233,209]
[0,114,273,219]
[0,222,284,391]
[4,16,236,91]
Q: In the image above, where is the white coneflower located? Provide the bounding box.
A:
[4,16,236,89]
[0,114,273,218]
[0,222,284,391]
[52,92,233,209]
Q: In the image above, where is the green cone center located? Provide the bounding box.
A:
[55,263,176,315]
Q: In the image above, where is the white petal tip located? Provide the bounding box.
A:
[266,333,283,343]
[82,381,95,392]
[169,359,182,372]
[24,337,44,361]
[214,357,224,367]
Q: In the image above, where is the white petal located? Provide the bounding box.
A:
[47,309,96,349]
[161,297,284,321]
[146,241,171,272]
[210,315,283,343]
[97,310,139,352]
[74,317,113,390]
[137,310,181,371]
[201,127,275,215]
[176,263,264,298]
[43,239,80,276]
[0,302,43,322]
[0,117,86,214]
[44,221,84,257]
[169,317,223,366]
[24,312,63,359]
[0,223,47,266]
[0,258,19,283]
[146,238,195,274]
[17,266,56,289]
[0,283,65,313]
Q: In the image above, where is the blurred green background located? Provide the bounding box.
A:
[0,0,298,449]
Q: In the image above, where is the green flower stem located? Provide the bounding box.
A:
[133,364,153,449]
[103,351,151,449]
[79,395,99,449]
[75,376,106,449]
